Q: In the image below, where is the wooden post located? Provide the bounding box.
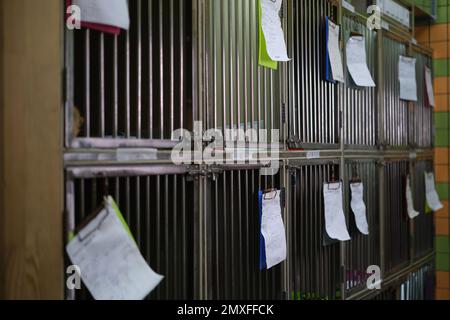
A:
[0,0,63,299]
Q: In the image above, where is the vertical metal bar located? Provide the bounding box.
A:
[136,176,141,243]
[179,0,185,130]
[159,0,164,138]
[221,0,227,137]
[126,28,131,138]
[164,175,169,299]
[99,33,105,137]
[173,175,178,298]
[148,0,154,139]
[113,35,119,137]
[156,175,161,299]
[170,0,174,135]
[137,0,142,139]
[85,30,91,137]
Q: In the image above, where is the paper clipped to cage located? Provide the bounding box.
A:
[260,0,290,62]
[66,196,163,300]
[425,172,443,211]
[398,55,418,102]
[259,190,287,270]
[405,176,420,219]
[350,182,369,235]
[326,18,345,83]
[425,66,435,107]
[346,35,375,87]
[73,0,130,31]
[323,182,351,241]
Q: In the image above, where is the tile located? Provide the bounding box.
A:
[437,183,449,200]
[435,147,449,165]
[435,164,450,182]
[436,252,450,270]
[435,94,449,112]
[435,128,450,147]
[434,77,449,95]
[436,217,450,235]
[434,59,450,77]
[436,236,450,253]
[436,6,450,24]
[432,41,448,59]
[434,77,449,94]
[430,24,449,42]
[435,112,450,128]
[436,271,450,289]
[436,288,450,300]
[436,200,450,218]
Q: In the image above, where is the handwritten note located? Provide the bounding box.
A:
[327,18,345,83]
[346,36,376,87]
[66,196,163,300]
[323,182,351,241]
[260,190,287,269]
[425,172,443,211]
[350,183,369,235]
[73,0,130,30]
[260,0,290,62]
[399,56,418,101]
[425,66,435,107]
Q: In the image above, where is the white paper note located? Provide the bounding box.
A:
[327,19,345,83]
[425,66,435,107]
[261,191,287,269]
[260,0,290,62]
[323,182,351,241]
[74,0,130,30]
[406,176,420,219]
[350,183,369,235]
[66,197,163,300]
[346,36,376,87]
[399,56,418,101]
[425,172,443,211]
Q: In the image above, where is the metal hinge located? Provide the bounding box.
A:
[376,160,386,168]
[186,165,225,181]
[287,136,303,149]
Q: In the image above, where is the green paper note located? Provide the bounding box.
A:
[258,0,278,70]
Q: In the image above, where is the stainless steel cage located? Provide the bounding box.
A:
[381,34,409,149]
[202,0,283,145]
[341,14,378,148]
[205,167,284,300]
[66,0,194,149]
[65,165,197,300]
[286,0,339,149]
[343,160,380,295]
[383,160,410,274]
[288,160,341,300]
